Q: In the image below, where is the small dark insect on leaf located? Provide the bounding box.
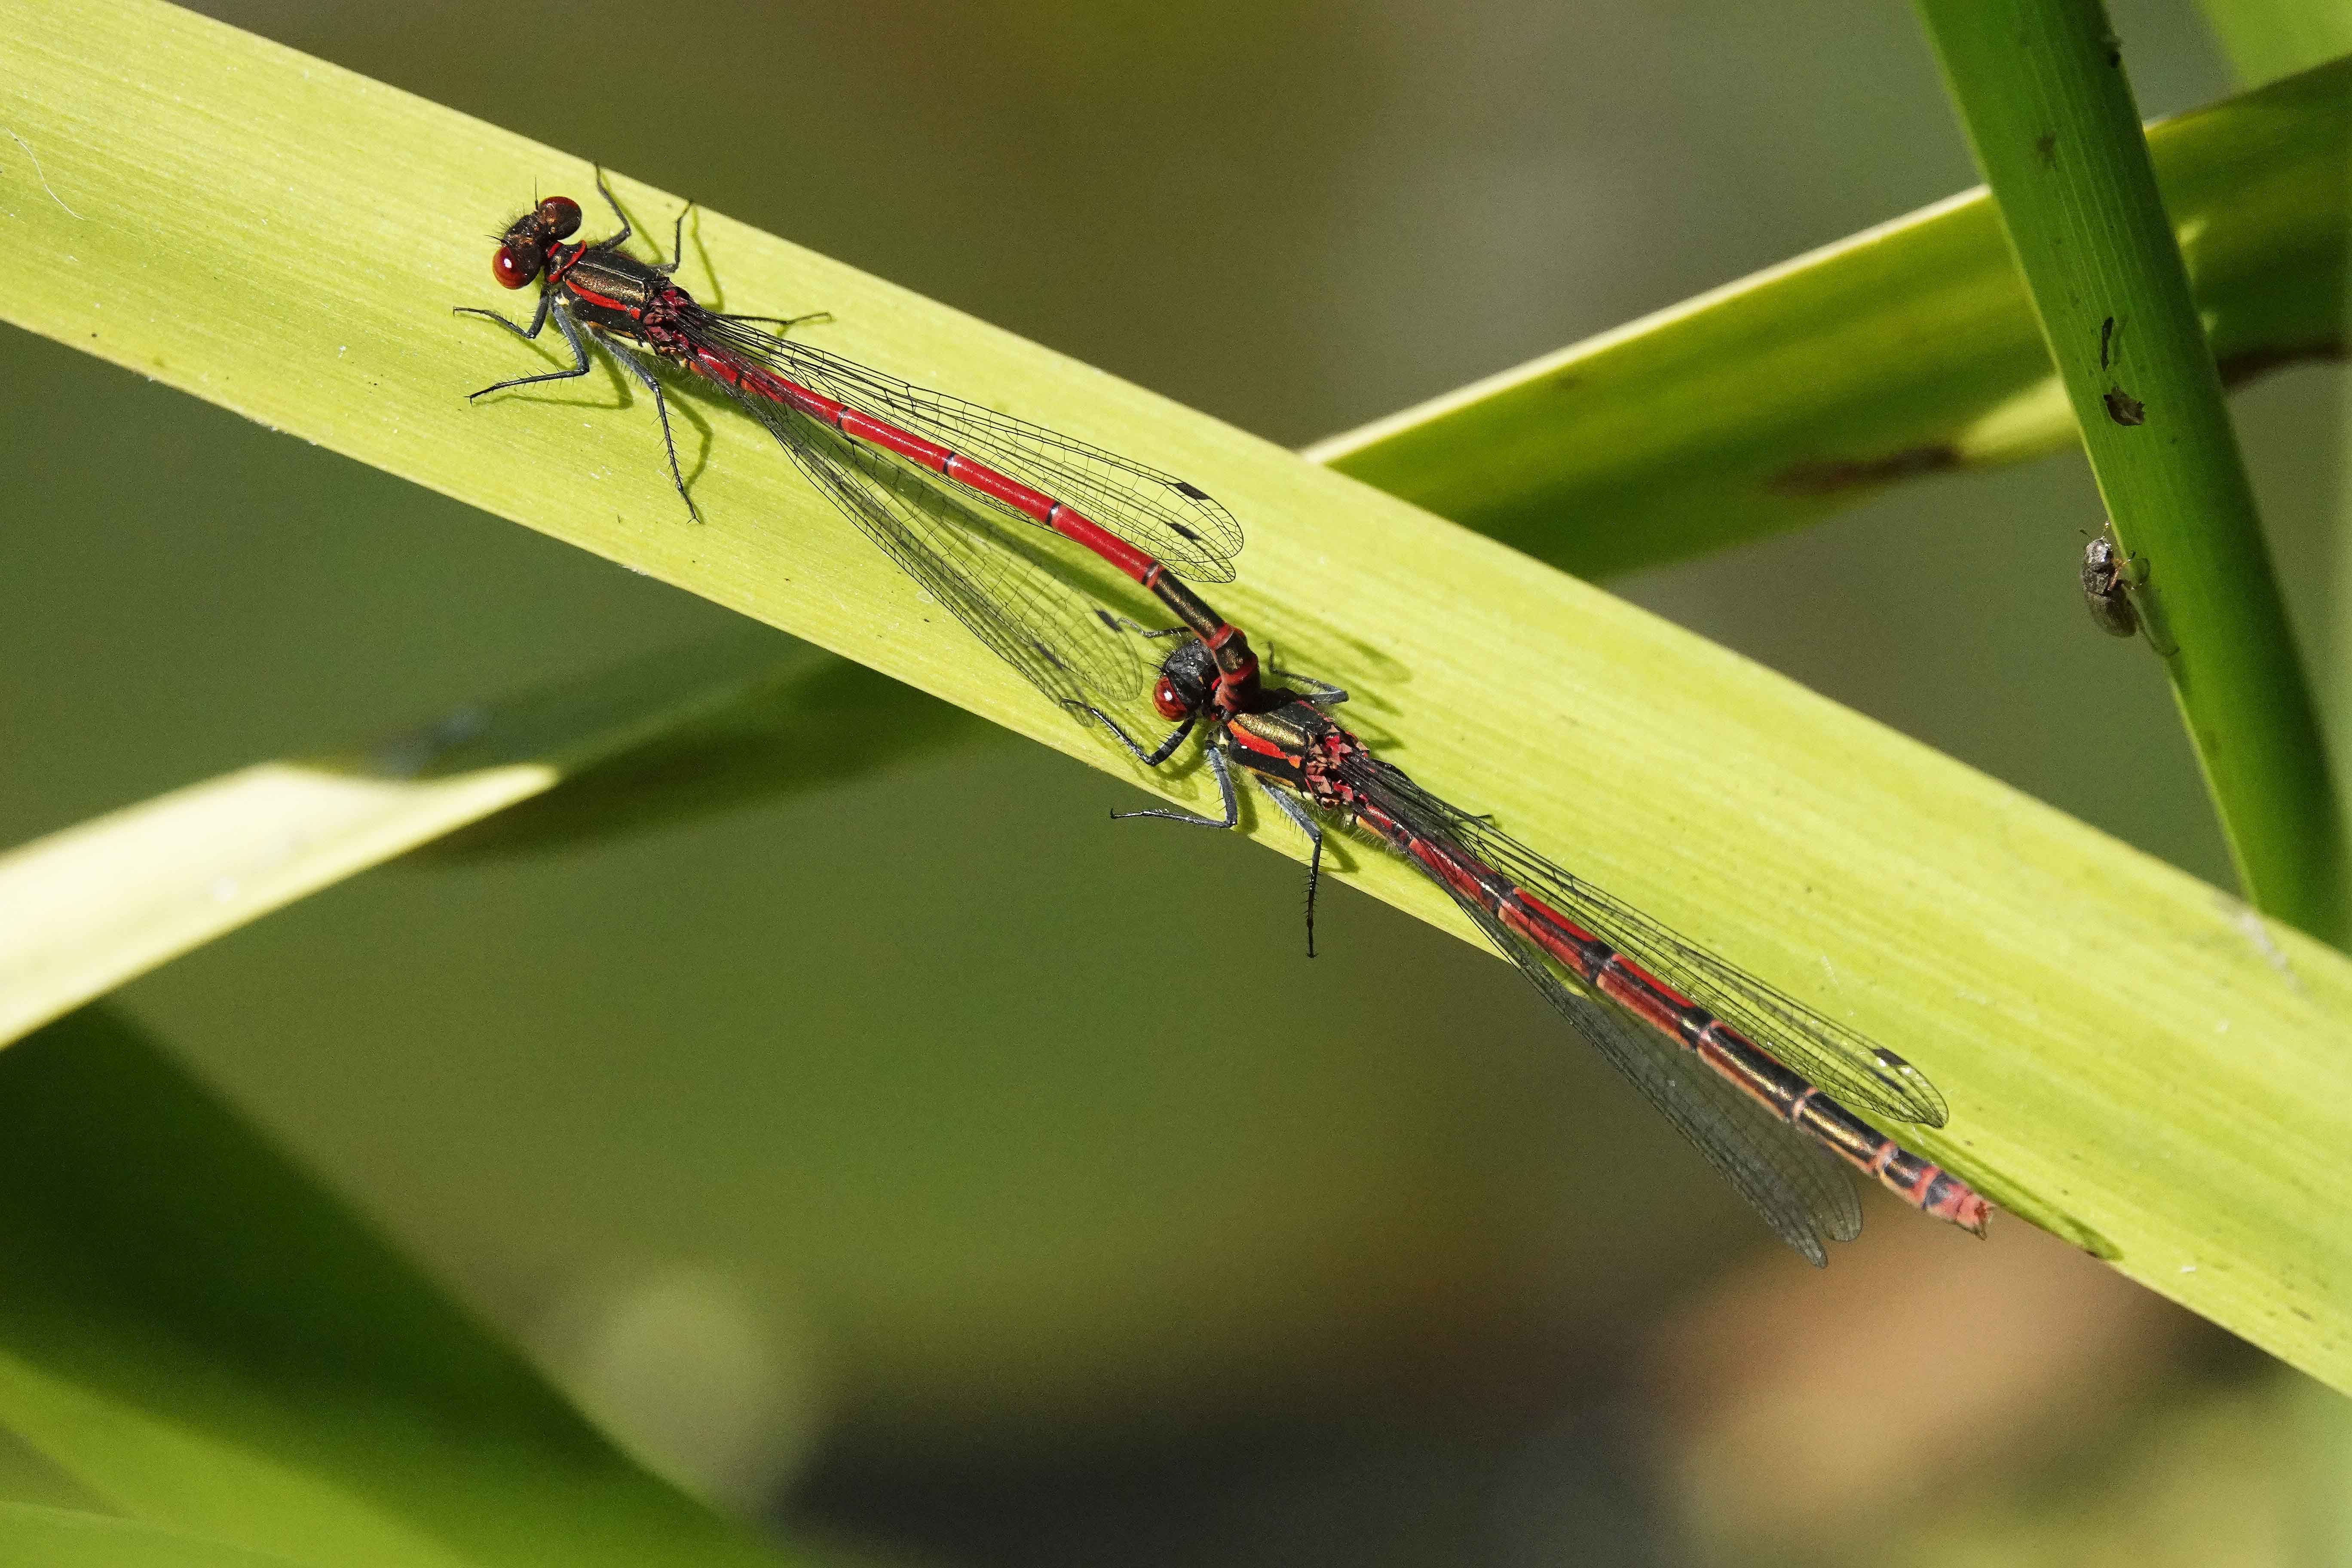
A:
[2081,520,2179,655]
[2081,528,2140,639]
[2103,386,2146,426]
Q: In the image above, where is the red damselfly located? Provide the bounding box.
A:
[457,174,1271,724]
[460,175,1988,1265]
[1085,639,1993,1265]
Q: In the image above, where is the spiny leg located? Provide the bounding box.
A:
[603,337,701,524]
[1280,674,1350,707]
[1072,701,1196,768]
[453,280,556,348]
[1111,740,1238,829]
[1261,643,1349,705]
[1253,777,1325,956]
[590,165,634,250]
[461,296,590,399]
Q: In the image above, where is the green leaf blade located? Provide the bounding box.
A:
[1310,55,2352,580]
[0,1009,842,1564]
[1915,2,2346,942]
[4,0,2352,1396]
[0,1504,320,1568]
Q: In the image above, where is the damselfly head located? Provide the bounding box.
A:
[1150,638,1217,720]
[490,195,583,290]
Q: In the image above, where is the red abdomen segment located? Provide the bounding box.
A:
[690,345,1161,580]
[681,339,1265,709]
[1354,803,1991,1237]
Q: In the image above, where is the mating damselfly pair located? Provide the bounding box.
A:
[458,174,1990,1265]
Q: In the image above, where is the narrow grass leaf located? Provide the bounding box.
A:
[0,631,934,1048]
[2195,0,2352,85]
[1309,56,2352,579]
[0,1007,851,1565]
[0,1504,322,1568]
[2,0,2351,1390]
[1916,0,2346,943]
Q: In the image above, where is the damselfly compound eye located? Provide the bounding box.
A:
[491,245,538,289]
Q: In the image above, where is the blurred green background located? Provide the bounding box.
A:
[4,0,2348,1562]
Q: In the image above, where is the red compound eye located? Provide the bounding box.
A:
[539,195,581,239]
[491,245,537,289]
[1152,675,1188,720]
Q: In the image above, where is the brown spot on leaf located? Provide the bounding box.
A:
[2103,386,2145,426]
[2217,337,2348,387]
[1771,445,1961,496]
[2035,132,2057,167]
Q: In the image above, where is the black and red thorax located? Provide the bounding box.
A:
[1223,700,1372,808]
